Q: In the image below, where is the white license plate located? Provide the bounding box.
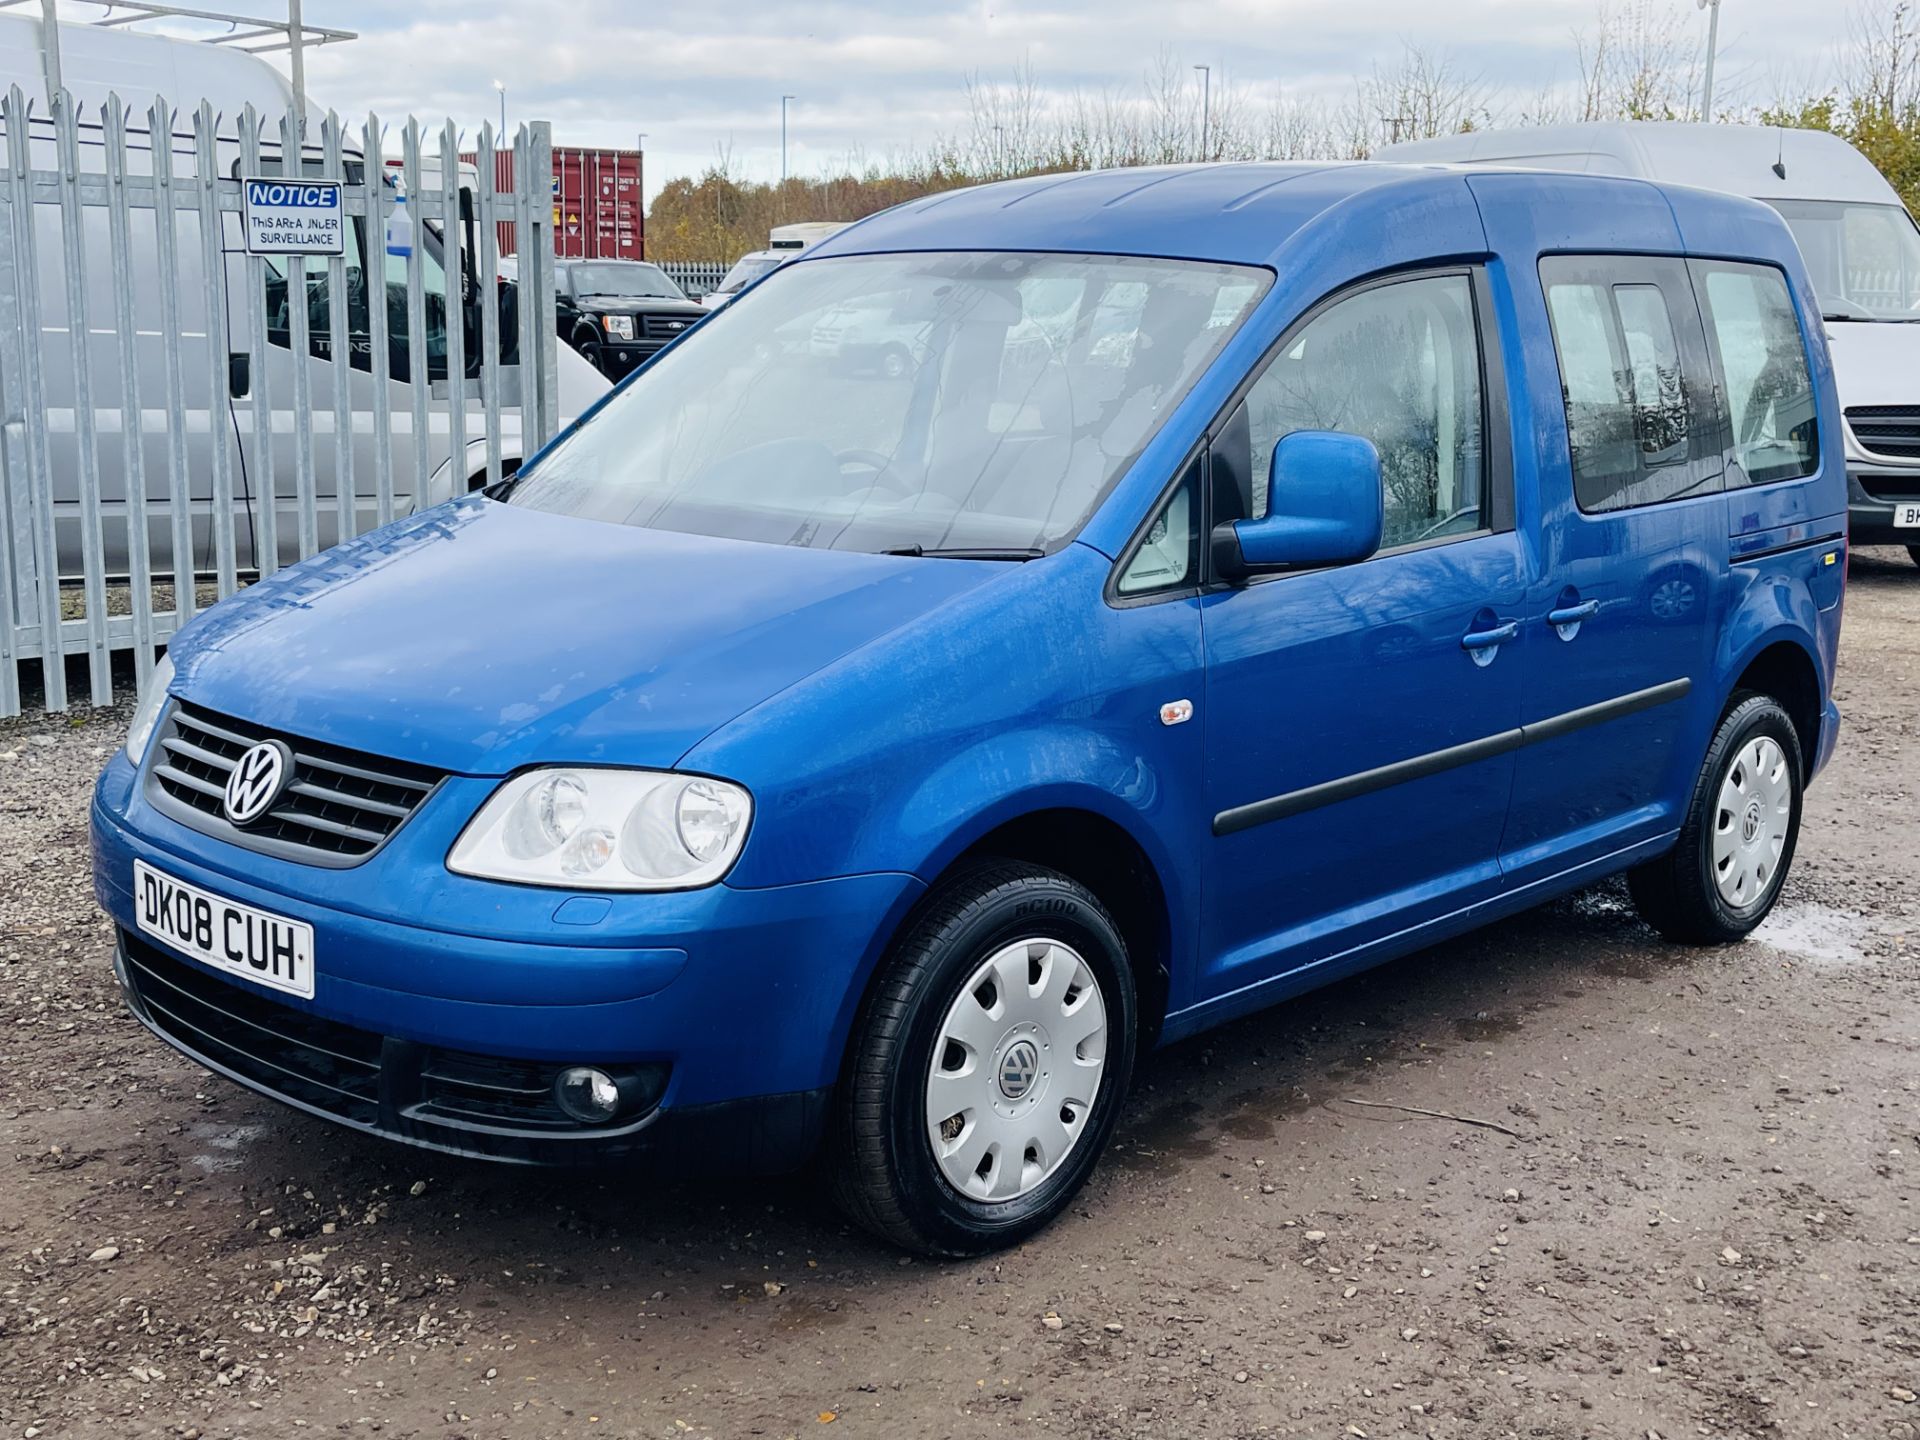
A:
[1896,503,1920,528]
[132,860,316,1000]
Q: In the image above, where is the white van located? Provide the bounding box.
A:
[0,14,607,579]
[700,221,852,312]
[1379,122,1920,559]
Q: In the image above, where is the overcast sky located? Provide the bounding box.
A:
[239,1,1864,204]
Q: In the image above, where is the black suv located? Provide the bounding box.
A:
[555,261,706,380]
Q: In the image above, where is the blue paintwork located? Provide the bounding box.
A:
[91,162,1847,1161]
[1233,433,1384,569]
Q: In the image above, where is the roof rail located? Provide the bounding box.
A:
[2,0,354,120]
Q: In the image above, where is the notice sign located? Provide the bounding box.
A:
[242,178,344,256]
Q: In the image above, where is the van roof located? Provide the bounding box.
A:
[1376,122,1899,208]
[808,161,1789,272]
[0,14,295,120]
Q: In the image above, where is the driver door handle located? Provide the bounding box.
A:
[1460,621,1518,650]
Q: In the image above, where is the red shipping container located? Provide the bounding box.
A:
[461,145,645,263]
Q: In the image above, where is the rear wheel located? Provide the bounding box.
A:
[1628,693,1802,944]
[831,862,1136,1256]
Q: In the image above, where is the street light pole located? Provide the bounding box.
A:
[1697,0,1723,121]
[1194,64,1211,161]
[780,94,796,183]
[493,79,506,138]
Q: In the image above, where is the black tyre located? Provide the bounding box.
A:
[1628,693,1803,944]
[831,861,1137,1256]
[1907,545,1920,568]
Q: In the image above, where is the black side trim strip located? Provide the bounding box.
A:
[1729,531,1844,566]
[1211,678,1692,837]
[1519,678,1691,746]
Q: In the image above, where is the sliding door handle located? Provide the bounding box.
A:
[1547,600,1599,626]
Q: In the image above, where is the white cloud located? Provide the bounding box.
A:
[282,0,1863,203]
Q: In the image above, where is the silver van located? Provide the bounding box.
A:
[0,14,607,581]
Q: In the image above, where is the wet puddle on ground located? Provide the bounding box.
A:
[1752,901,1879,967]
[1110,1082,1318,1169]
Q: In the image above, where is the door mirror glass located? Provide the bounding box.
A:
[1214,431,1383,576]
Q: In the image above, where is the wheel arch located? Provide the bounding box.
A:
[1723,633,1824,777]
[829,791,1182,1102]
[939,806,1173,1051]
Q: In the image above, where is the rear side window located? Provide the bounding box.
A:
[1693,262,1820,486]
[1540,256,1715,512]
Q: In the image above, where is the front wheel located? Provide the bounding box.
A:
[879,345,913,381]
[831,862,1137,1256]
[1628,693,1803,944]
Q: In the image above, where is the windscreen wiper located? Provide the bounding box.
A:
[882,545,1045,560]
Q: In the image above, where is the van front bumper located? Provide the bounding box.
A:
[91,754,921,1171]
[1847,463,1920,546]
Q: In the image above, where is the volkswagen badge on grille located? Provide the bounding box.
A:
[223,740,292,825]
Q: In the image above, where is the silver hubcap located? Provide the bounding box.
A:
[925,938,1108,1203]
[1712,735,1791,909]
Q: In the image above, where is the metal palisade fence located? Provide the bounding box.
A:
[660,259,728,298]
[0,88,563,718]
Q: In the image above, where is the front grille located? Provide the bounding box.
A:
[119,932,668,1144]
[1848,405,1920,463]
[642,313,696,341]
[146,702,442,866]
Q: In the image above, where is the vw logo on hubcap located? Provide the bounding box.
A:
[998,1040,1039,1100]
[223,740,292,825]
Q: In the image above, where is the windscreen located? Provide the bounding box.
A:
[504,251,1268,555]
[1767,200,1920,320]
[713,255,783,295]
[570,263,684,299]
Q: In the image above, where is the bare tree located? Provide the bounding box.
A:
[960,59,1046,177]
[1358,43,1493,148]
[1844,1,1918,118]
[1570,0,1700,121]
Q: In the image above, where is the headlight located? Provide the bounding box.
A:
[448,768,752,890]
[125,653,174,764]
[602,314,634,340]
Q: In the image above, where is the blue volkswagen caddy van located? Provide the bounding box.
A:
[92,163,1846,1255]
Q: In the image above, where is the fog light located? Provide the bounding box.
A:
[554,1066,621,1124]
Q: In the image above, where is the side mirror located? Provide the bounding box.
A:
[1212,430,1383,579]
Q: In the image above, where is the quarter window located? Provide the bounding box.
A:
[1541,258,1708,512]
[1116,470,1199,595]
[1241,274,1486,549]
[1695,263,1819,486]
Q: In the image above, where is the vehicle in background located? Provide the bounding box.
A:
[1379,122,1920,563]
[0,12,608,579]
[807,290,928,377]
[700,221,852,311]
[96,162,1845,1257]
[555,260,705,380]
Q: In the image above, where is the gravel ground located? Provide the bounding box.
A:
[1,549,1916,1440]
